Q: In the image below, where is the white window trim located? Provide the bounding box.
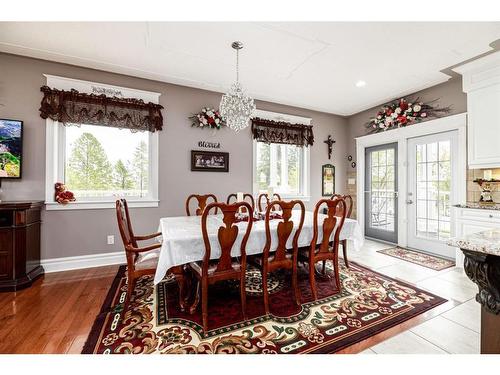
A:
[251,109,311,201]
[44,75,160,211]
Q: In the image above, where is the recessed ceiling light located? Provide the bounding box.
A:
[355,80,366,88]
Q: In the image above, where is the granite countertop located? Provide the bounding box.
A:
[453,203,500,211]
[448,229,500,256]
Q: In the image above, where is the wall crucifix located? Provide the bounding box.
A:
[324,135,336,160]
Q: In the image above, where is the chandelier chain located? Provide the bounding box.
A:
[236,48,239,83]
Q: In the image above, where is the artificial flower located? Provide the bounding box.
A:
[397,115,408,124]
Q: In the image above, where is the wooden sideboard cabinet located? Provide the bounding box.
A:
[0,201,44,291]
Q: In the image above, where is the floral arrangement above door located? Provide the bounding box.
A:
[365,98,450,133]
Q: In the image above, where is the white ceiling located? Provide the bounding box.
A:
[1,22,500,115]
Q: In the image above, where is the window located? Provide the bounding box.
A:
[64,124,150,200]
[253,141,310,199]
[44,75,159,210]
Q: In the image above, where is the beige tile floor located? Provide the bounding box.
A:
[348,239,480,354]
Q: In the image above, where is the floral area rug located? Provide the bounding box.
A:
[377,247,455,271]
[82,262,446,354]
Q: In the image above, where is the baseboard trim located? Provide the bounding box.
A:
[41,251,126,273]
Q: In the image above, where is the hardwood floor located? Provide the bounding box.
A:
[0,265,118,354]
[0,240,479,354]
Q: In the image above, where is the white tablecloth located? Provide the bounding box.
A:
[154,211,364,284]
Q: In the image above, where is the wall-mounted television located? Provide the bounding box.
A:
[0,119,23,179]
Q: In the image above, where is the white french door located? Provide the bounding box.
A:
[407,131,458,258]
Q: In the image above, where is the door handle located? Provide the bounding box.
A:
[406,199,413,204]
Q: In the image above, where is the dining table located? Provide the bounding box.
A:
[154,211,364,285]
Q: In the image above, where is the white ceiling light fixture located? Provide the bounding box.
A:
[219,41,256,132]
[355,80,366,88]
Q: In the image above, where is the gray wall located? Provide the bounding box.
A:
[0,53,348,260]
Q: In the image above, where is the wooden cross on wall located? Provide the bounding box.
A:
[324,135,336,160]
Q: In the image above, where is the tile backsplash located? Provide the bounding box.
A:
[467,168,500,203]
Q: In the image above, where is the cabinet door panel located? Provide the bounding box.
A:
[0,229,13,280]
[468,87,500,168]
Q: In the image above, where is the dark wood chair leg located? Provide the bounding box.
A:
[125,270,135,309]
[333,251,341,291]
[321,260,327,275]
[201,278,208,333]
[189,279,201,315]
[342,239,349,268]
[262,267,270,315]
[176,272,188,312]
[240,274,247,320]
[171,265,192,312]
[309,259,317,300]
[292,256,300,306]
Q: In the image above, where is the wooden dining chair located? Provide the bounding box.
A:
[301,197,347,300]
[331,194,353,218]
[187,201,253,332]
[330,194,353,268]
[257,192,282,212]
[116,199,187,310]
[185,194,218,216]
[226,193,255,213]
[253,199,305,315]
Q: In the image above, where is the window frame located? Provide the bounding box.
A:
[251,110,311,202]
[44,75,160,211]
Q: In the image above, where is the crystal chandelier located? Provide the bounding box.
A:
[220,41,256,132]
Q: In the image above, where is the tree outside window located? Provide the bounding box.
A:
[64,124,150,199]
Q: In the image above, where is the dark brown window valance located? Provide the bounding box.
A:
[251,117,314,147]
[39,86,164,132]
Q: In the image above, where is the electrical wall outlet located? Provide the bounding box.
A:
[107,235,115,245]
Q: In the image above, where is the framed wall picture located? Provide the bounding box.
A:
[322,164,335,196]
[191,150,229,172]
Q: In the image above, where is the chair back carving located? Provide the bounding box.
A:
[116,199,137,248]
[263,199,305,264]
[311,197,347,257]
[226,193,255,213]
[331,194,353,218]
[257,192,282,212]
[116,199,138,266]
[185,194,218,216]
[201,202,253,274]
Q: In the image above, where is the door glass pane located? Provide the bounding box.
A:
[439,141,450,161]
[417,200,427,219]
[387,149,394,165]
[378,150,387,165]
[427,142,438,162]
[417,219,427,236]
[413,140,452,241]
[367,145,396,234]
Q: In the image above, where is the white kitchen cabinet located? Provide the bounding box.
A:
[453,206,500,267]
[453,51,500,169]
